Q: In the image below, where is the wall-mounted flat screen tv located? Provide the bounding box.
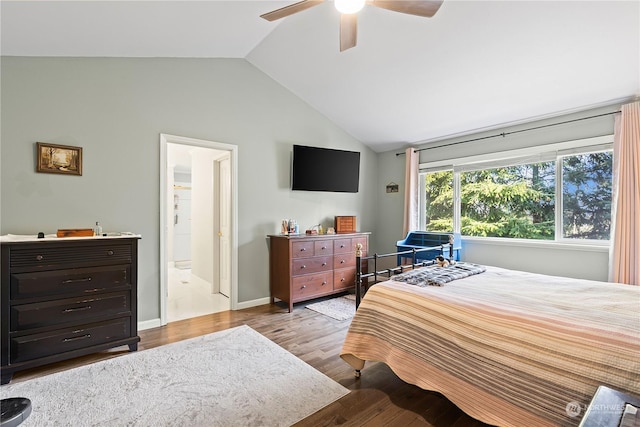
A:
[291,145,360,193]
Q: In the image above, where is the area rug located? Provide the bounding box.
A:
[1,325,349,426]
[306,294,356,320]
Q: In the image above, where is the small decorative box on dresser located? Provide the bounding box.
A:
[269,232,369,312]
[334,216,357,234]
[1,236,141,384]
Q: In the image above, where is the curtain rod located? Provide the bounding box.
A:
[395,110,621,156]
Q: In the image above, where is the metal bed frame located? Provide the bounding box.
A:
[354,242,453,309]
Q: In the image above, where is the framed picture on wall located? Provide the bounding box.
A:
[36,142,83,176]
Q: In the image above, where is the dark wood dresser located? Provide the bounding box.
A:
[1,236,140,384]
[269,232,369,312]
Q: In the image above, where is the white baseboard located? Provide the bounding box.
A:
[138,318,162,331]
[235,297,271,310]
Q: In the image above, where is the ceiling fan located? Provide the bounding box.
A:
[260,0,444,52]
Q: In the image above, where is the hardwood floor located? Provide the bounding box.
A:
[8,301,492,427]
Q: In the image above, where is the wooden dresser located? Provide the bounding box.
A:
[269,232,369,312]
[1,236,141,384]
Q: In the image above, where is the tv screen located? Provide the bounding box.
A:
[291,145,360,193]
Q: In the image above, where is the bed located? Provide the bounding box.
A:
[341,246,640,427]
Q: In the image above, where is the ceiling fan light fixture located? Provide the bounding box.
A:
[335,0,365,14]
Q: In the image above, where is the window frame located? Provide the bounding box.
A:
[418,135,613,246]
[556,147,614,244]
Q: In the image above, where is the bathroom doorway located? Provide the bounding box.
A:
[160,134,238,325]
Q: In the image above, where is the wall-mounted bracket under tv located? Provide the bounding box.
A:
[291,144,360,193]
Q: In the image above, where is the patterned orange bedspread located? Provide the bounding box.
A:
[340,266,640,427]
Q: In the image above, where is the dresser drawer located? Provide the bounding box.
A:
[11,291,131,332]
[11,264,131,300]
[292,256,333,276]
[291,241,315,258]
[314,240,333,256]
[334,269,356,290]
[10,317,131,363]
[9,243,132,270]
[292,272,332,299]
[334,238,355,254]
[334,253,356,269]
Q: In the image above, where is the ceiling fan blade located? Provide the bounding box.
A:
[260,0,324,22]
[340,13,358,51]
[369,0,443,18]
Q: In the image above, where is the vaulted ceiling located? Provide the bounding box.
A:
[2,1,638,152]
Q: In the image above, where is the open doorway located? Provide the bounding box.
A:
[160,134,238,325]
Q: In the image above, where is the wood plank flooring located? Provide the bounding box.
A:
[8,301,492,427]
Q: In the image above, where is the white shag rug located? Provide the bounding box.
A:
[1,325,349,426]
[306,294,356,320]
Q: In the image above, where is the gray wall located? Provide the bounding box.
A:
[1,57,378,322]
[416,105,619,165]
[374,150,406,264]
[375,104,621,281]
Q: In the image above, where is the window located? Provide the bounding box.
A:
[460,162,556,239]
[561,151,613,240]
[420,141,613,243]
[423,170,454,232]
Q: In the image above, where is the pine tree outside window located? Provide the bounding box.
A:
[419,141,612,243]
[560,151,613,240]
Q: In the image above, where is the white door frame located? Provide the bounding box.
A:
[217,155,232,297]
[159,134,239,325]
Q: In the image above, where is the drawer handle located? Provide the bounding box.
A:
[107,250,114,256]
[340,260,346,264]
[321,246,327,250]
[36,255,44,261]
[62,277,92,284]
[322,281,327,286]
[322,262,327,266]
[63,305,92,313]
[340,244,345,248]
[301,285,306,289]
[84,288,106,293]
[341,278,346,282]
[301,265,306,269]
[63,334,91,342]
[300,248,306,252]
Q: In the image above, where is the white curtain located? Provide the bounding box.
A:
[403,147,419,236]
[609,101,640,285]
